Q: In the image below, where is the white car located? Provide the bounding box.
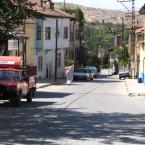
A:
[73,68,91,81]
[119,68,131,79]
[85,66,100,78]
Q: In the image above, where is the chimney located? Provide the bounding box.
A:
[40,0,43,7]
[40,0,47,8]
[50,2,54,10]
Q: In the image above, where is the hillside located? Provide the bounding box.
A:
[54,2,144,26]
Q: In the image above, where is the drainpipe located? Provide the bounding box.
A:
[72,21,75,67]
[55,19,58,81]
[143,58,145,84]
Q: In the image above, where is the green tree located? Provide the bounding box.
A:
[84,22,129,68]
[63,7,85,66]
[63,7,85,29]
[0,0,35,39]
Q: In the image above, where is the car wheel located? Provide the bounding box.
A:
[85,77,89,81]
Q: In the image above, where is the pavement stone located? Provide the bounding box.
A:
[125,79,145,97]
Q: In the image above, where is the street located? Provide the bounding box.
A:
[0,70,145,145]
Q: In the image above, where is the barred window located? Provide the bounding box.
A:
[64,27,68,39]
[45,27,51,40]
[38,56,43,71]
[57,52,61,67]
[37,25,41,40]
[75,30,80,40]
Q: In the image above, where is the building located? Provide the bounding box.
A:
[24,0,76,79]
[135,5,145,84]
[0,0,78,80]
[135,27,144,82]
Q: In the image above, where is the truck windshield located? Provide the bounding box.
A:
[0,70,20,80]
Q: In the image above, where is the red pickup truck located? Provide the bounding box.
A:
[0,56,37,107]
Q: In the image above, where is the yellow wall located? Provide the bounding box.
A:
[25,20,36,65]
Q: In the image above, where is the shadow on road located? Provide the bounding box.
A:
[0,74,144,144]
[36,91,72,99]
[0,91,73,108]
[0,104,145,144]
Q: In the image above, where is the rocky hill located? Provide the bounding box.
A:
[55,2,144,26]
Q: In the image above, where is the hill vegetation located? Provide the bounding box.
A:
[55,2,144,26]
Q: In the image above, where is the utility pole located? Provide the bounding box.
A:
[131,0,135,57]
[55,19,58,81]
[117,0,136,77]
[121,17,125,69]
[64,0,65,9]
[130,0,136,78]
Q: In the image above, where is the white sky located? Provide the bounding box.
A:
[52,0,145,11]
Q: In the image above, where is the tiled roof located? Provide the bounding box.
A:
[29,0,76,19]
[135,27,144,34]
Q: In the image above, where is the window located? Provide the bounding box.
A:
[70,32,74,41]
[57,52,61,67]
[38,56,43,71]
[75,30,80,40]
[65,48,69,59]
[45,27,51,40]
[37,25,41,40]
[63,27,68,39]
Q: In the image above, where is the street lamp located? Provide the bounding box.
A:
[81,40,85,67]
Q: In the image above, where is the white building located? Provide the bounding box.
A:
[31,0,76,79]
[42,18,70,79]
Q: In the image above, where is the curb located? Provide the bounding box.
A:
[36,84,52,89]
[128,92,145,97]
[36,81,66,89]
[125,80,145,97]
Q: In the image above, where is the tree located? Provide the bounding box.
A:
[83,22,130,68]
[62,7,85,66]
[0,0,35,39]
[63,7,85,29]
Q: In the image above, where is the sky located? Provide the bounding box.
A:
[52,0,145,11]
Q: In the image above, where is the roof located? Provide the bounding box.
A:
[135,26,144,34]
[139,4,145,14]
[30,0,76,19]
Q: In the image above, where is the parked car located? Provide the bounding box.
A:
[73,68,91,81]
[85,66,99,78]
[119,68,131,79]
[88,69,94,80]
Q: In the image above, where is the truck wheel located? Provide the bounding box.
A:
[13,95,21,107]
[27,90,32,103]
[32,88,36,97]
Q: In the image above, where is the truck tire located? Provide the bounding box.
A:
[27,89,32,103]
[12,94,21,107]
[32,88,36,97]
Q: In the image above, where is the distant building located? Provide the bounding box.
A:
[114,35,122,47]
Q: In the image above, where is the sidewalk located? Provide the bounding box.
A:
[125,79,145,96]
[36,78,66,89]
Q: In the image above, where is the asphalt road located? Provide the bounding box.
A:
[0,71,145,145]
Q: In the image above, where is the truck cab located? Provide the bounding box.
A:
[0,56,37,106]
